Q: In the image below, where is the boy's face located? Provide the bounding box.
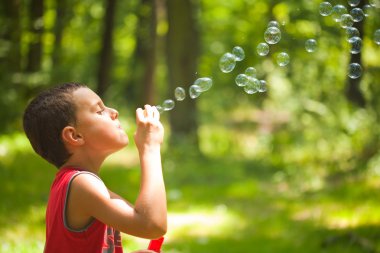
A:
[71,87,129,155]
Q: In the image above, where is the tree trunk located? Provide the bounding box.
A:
[128,0,157,106]
[345,0,366,107]
[166,0,199,147]
[96,0,117,97]
[51,0,69,81]
[25,0,44,73]
[1,0,22,73]
[0,0,22,133]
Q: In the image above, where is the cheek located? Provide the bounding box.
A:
[92,124,129,146]
[84,123,112,141]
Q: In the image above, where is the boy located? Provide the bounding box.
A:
[23,82,166,253]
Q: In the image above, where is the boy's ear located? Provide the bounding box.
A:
[62,126,84,146]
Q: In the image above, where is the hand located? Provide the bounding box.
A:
[134,105,164,152]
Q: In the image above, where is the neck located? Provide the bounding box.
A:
[61,150,107,175]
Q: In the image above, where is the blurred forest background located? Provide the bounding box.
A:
[1,0,380,252]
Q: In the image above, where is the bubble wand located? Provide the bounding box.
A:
[148,237,164,252]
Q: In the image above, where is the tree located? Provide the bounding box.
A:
[166,0,199,147]
[96,0,117,97]
[128,0,158,106]
[0,0,22,133]
[51,0,70,82]
[1,0,22,73]
[25,0,44,73]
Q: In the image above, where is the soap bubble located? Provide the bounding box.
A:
[155,105,164,113]
[346,27,360,41]
[219,52,236,73]
[162,99,175,111]
[340,14,354,28]
[370,0,380,8]
[194,77,213,92]
[174,87,186,101]
[258,80,267,92]
[350,8,364,22]
[374,29,380,45]
[276,52,290,67]
[332,5,347,22]
[235,74,249,87]
[305,39,317,53]
[232,46,245,61]
[257,42,270,56]
[267,20,280,28]
[244,78,260,94]
[264,27,281,44]
[245,67,257,77]
[348,63,362,79]
[319,2,333,16]
[363,4,374,16]
[189,85,202,99]
[348,0,361,7]
[349,36,362,54]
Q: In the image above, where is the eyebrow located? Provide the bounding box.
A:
[91,100,105,109]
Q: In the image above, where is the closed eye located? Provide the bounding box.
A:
[94,101,107,115]
[97,109,105,115]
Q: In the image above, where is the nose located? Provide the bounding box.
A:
[108,107,118,120]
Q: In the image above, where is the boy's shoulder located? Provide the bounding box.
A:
[70,172,110,200]
[65,172,111,230]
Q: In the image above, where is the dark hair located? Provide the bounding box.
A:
[23,82,87,168]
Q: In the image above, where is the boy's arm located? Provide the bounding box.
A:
[133,105,167,235]
[69,105,166,239]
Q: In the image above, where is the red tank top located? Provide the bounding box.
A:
[44,167,123,253]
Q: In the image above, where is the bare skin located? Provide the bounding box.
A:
[60,87,166,252]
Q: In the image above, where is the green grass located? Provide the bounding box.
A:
[1,133,380,252]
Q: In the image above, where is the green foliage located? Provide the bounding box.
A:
[2,133,380,253]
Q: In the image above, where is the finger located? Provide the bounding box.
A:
[136,108,144,123]
[144,104,154,119]
[152,106,160,121]
[143,107,148,118]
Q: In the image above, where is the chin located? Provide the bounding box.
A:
[111,141,129,154]
[123,139,129,147]
[121,136,129,147]
[119,131,129,144]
